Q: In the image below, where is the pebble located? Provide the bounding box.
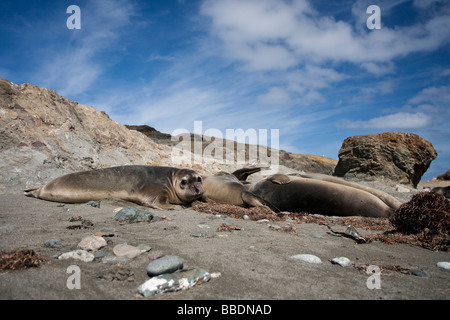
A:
[437,261,450,270]
[113,244,142,259]
[50,252,62,259]
[78,235,107,252]
[257,219,269,223]
[345,225,363,239]
[58,249,95,262]
[0,224,18,233]
[86,200,101,208]
[411,269,427,277]
[114,207,154,223]
[101,255,128,264]
[45,238,61,247]
[138,268,210,297]
[291,254,322,264]
[311,232,324,239]
[209,215,227,219]
[191,232,208,238]
[100,227,117,233]
[331,257,352,267]
[146,255,184,277]
[137,244,152,253]
[93,252,109,260]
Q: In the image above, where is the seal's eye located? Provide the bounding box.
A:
[197,177,202,183]
[181,180,187,187]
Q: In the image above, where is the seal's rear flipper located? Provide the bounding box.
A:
[232,167,268,182]
[267,174,291,185]
[24,187,41,198]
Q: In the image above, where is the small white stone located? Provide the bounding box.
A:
[138,277,169,297]
[331,257,352,267]
[58,249,95,262]
[437,261,450,270]
[291,254,322,264]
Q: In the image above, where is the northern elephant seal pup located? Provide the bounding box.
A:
[24,165,204,209]
[249,174,396,218]
[291,172,401,211]
[202,171,278,211]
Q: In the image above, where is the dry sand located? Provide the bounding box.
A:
[0,189,449,301]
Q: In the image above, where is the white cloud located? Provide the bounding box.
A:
[200,0,450,70]
[360,61,395,76]
[407,85,450,106]
[147,54,175,62]
[258,87,290,106]
[339,112,432,129]
[287,65,347,89]
[413,0,446,8]
[440,69,450,77]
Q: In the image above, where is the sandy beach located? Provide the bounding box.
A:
[1,185,449,301]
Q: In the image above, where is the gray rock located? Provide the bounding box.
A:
[411,269,427,277]
[93,252,109,260]
[331,257,352,267]
[146,255,184,277]
[291,254,322,264]
[86,200,101,208]
[138,268,210,297]
[114,207,154,223]
[45,238,61,247]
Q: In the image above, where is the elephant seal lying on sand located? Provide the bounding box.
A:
[249,174,401,218]
[24,165,204,209]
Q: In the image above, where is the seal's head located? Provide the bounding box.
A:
[172,169,204,202]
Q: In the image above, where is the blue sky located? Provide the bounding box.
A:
[1,0,449,180]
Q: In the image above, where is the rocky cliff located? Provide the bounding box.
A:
[0,78,337,193]
[0,78,174,192]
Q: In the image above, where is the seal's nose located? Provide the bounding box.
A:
[194,185,204,196]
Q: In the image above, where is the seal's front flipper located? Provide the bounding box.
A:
[241,191,280,213]
[143,193,176,210]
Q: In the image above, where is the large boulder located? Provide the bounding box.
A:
[334,132,437,188]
